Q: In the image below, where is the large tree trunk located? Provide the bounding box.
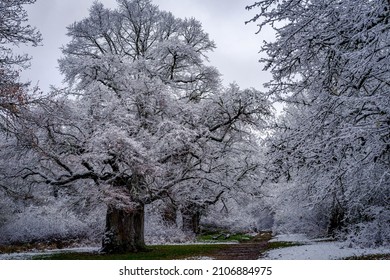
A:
[327,203,345,237]
[182,204,201,234]
[101,204,145,253]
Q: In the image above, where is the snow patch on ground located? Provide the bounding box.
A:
[183,256,215,260]
[270,234,312,243]
[0,247,100,260]
[263,234,390,260]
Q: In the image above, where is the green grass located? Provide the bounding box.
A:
[5,231,276,260]
[33,244,232,260]
[197,232,254,243]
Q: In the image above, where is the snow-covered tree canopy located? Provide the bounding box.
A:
[59,0,219,100]
[33,0,270,207]
[248,0,390,243]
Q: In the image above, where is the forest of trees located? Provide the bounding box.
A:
[247,0,390,246]
[0,0,389,253]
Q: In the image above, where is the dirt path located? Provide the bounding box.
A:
[203,232,272,260]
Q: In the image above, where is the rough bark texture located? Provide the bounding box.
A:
[101,204,145,253]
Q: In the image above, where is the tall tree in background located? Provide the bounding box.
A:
[0,0,42,130]
[248,0,390,244]
[0,0,43,207]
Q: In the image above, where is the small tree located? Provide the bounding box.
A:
[0,0,42,129]
[0,0,43,206]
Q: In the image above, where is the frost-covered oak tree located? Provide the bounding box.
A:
[16,0,271,253]
[248,0,390,244]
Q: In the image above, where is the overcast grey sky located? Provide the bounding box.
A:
[18,0,273,93]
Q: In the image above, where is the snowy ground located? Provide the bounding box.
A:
[1,234,389,260]
[262,234,390,260]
